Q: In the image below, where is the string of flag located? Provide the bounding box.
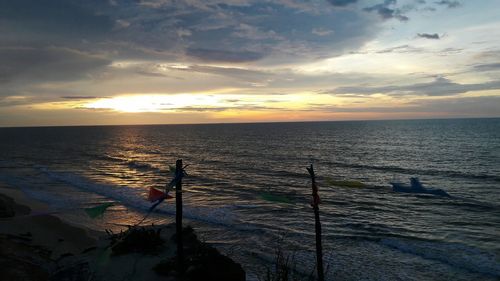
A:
[5,165,331,221]
[134,164,187,226]
[4,165,186,222]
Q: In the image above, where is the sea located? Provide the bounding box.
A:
[0,118,499,280]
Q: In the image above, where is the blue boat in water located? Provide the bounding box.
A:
[390,177,450,197]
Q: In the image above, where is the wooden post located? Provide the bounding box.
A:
[307,164,324,281]
[175,159,184,274]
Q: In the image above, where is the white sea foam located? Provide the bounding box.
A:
[37,167,237,226]
[381,238,500,277]
[126,160,160,172]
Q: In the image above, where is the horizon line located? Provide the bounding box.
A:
[1,116,499,129]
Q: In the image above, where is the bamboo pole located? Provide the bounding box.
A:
[307,164,324,281]
[175,159,184,274]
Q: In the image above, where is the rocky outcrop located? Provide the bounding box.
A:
[154,226,246,281]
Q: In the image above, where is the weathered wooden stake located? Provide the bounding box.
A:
[175,159,184,273]
[307,164,324,281]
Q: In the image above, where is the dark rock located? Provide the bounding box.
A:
[0,257,49,281]
[155,226,245,281]
[0,194,17,218]
[153,257,177,276]
[109,226,165,255]
[184,244,245,281]
[0,194,30,218]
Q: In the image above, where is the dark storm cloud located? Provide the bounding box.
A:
[435,0,461,8]
[417,33,440,39]
[326,0,358,7]
[331,77,500,96]
[0,0,379,64]
[0,47,111,85]
[0,0,382,102]
[363,0,409,21]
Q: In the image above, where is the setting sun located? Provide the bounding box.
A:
[84,94,223,113]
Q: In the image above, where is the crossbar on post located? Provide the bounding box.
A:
[307,164,324,281]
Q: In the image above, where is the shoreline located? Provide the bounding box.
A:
[0,184,99,280]
[0,184,246,280]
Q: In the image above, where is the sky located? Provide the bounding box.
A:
[1,0,499,126]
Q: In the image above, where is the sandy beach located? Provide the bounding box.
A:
[0,184,245,281]
[0,184,96,280]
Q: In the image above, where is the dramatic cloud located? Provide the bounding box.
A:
[0,0,499,126]
[0,0,378,64]
[417,33,440,39]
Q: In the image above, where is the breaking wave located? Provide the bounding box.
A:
[36,167,236,227]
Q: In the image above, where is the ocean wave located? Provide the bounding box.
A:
[380,238,500,277]
[126,160,161,172]
[445,198,500,212]
[37,167,236,227]
[99,154,163,173]
[99,154,127,162]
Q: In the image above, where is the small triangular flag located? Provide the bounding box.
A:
[148,187,165,202]
[169,165,176,174]
[148,187,174,202]
[85,203,113,219]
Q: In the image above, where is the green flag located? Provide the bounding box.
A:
[84,203,113,219]
[169,165,176,174]
[260,193,294,204]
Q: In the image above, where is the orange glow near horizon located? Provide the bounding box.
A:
[11,91,488,127]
